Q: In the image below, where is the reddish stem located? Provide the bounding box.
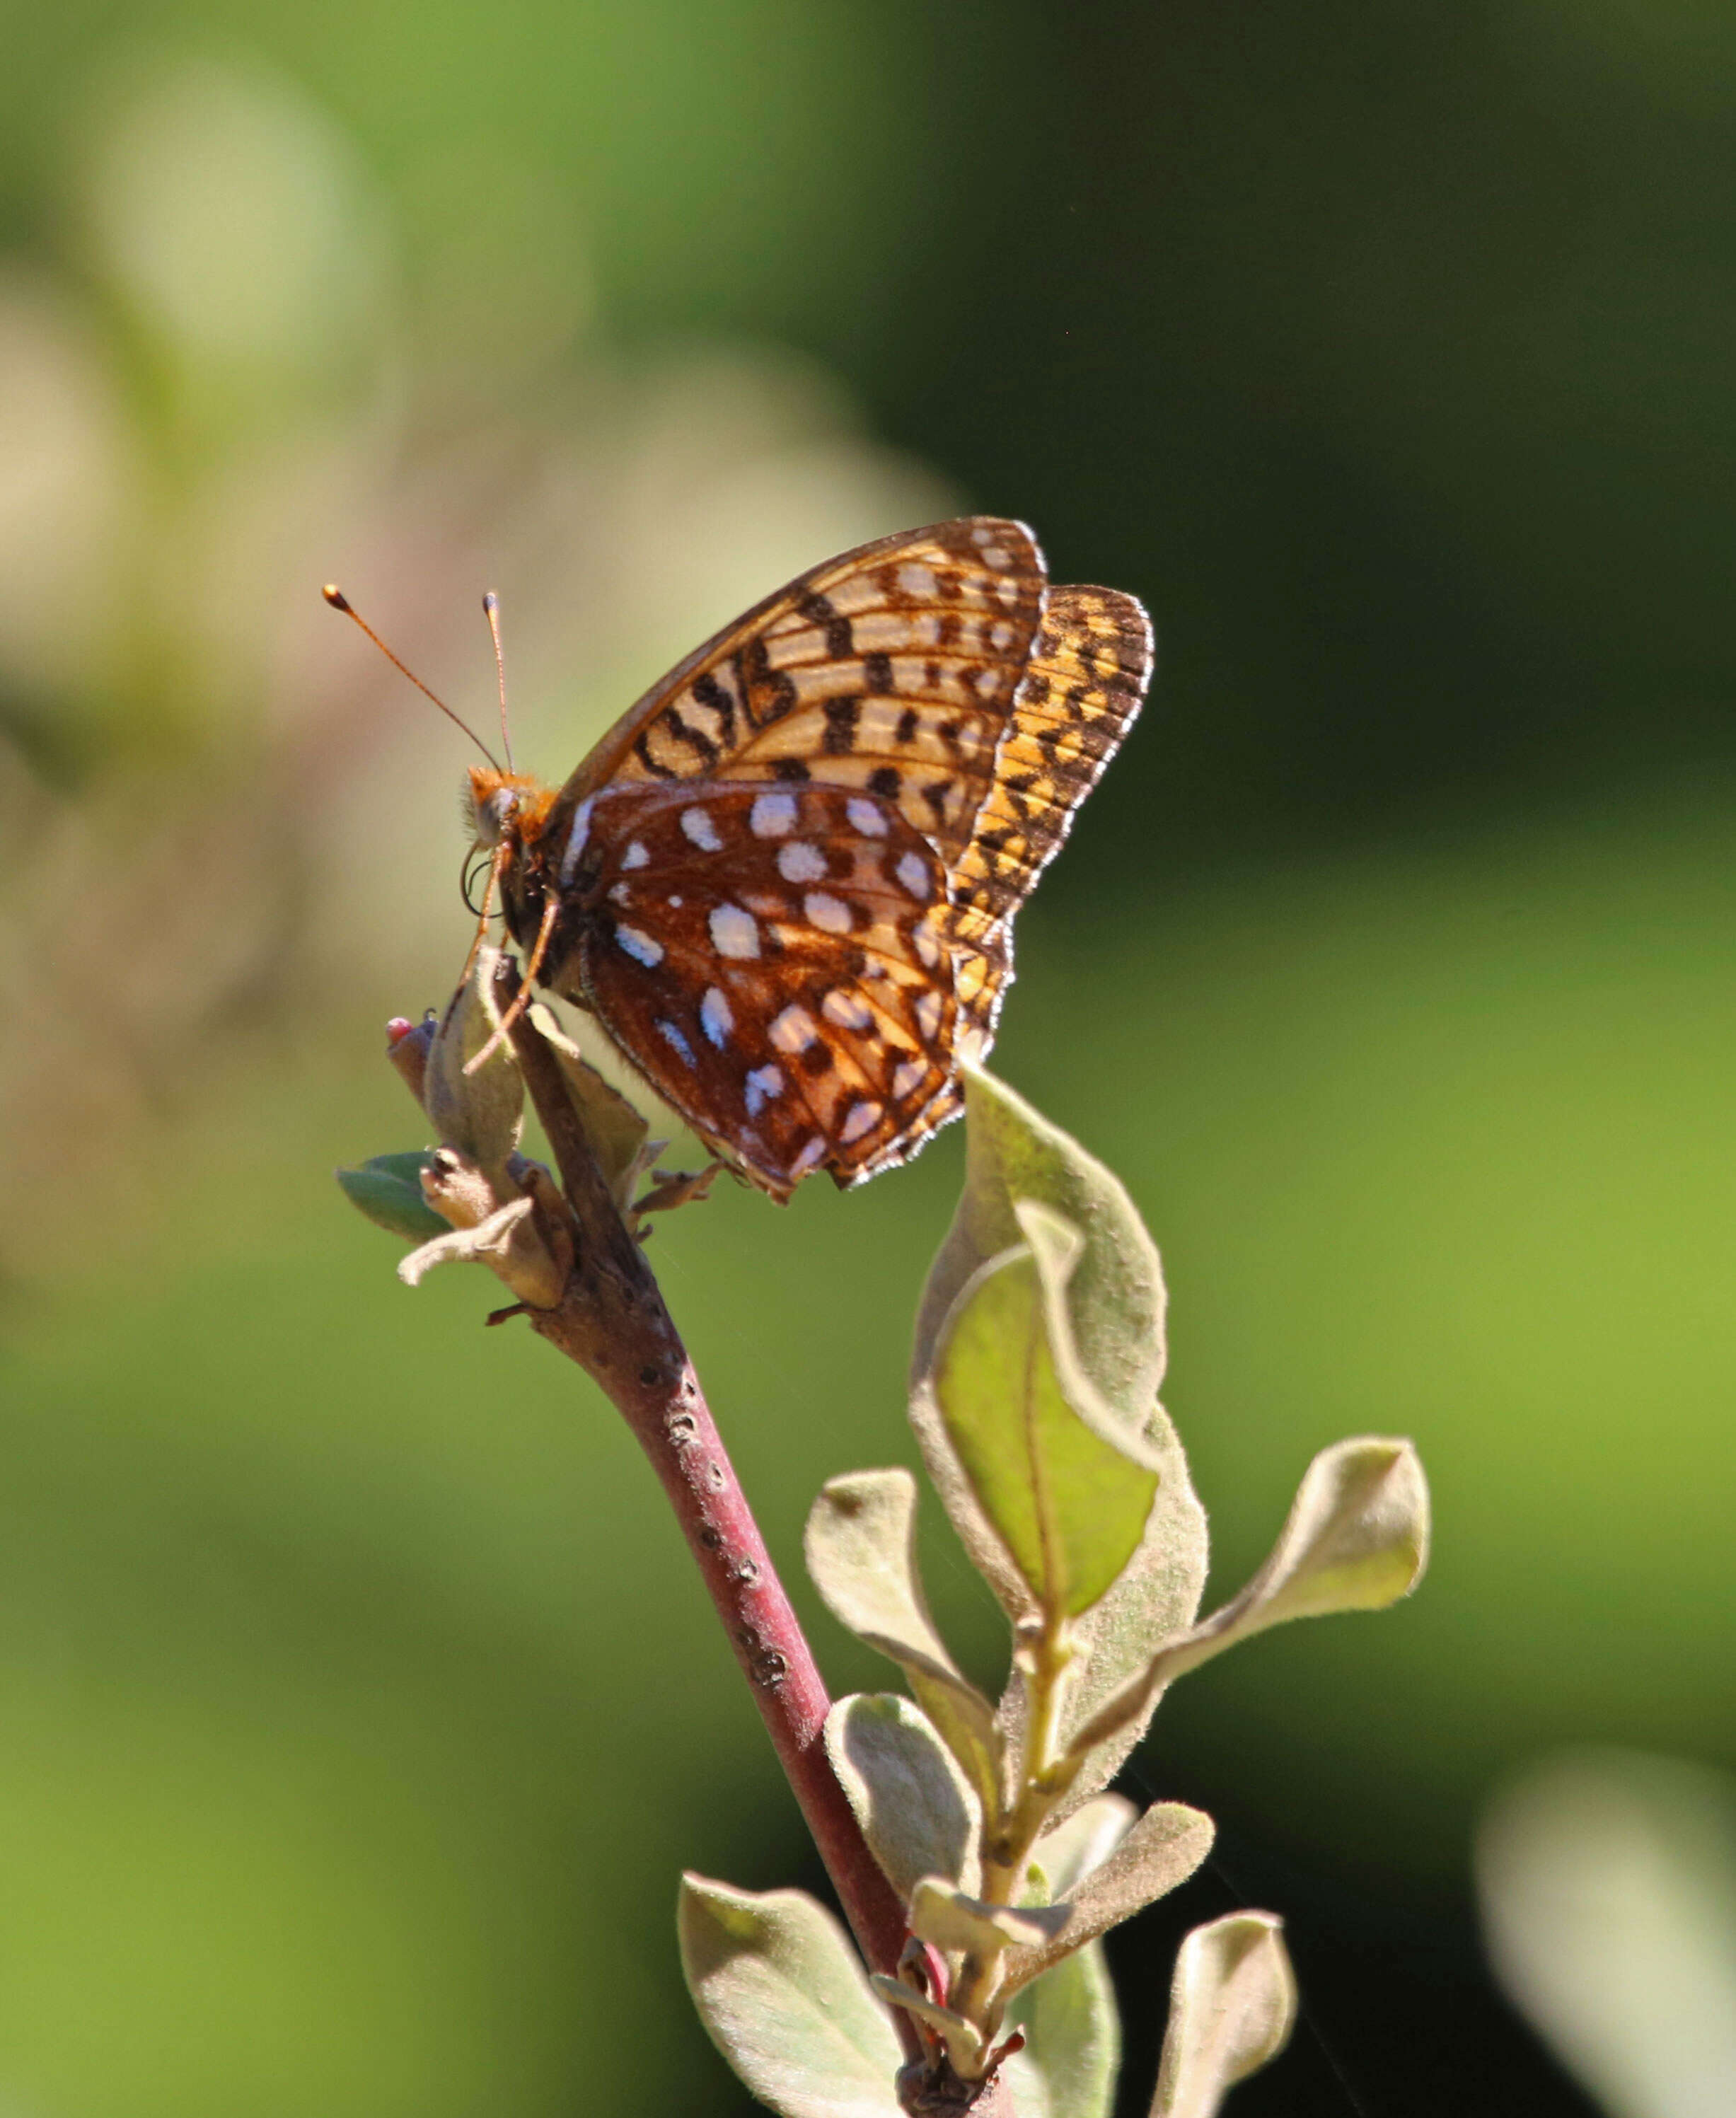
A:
[489,977,912,1982]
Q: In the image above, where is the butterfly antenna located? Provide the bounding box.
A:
[482,591,514,772]
[322,585,504,772]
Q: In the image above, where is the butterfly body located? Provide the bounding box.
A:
[468,518,1152,1201]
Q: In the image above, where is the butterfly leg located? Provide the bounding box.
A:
[465,891,561,1076]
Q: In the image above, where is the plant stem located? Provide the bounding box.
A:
[396,969,1025,2110]
[947,1622,1077,2042]
[480,973,912,1982]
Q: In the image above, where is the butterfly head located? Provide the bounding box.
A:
[465,765,554,852]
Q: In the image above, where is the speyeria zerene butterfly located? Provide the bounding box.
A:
[461,517,1150,1200]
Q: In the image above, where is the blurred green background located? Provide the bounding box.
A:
[1,1,1732,2112]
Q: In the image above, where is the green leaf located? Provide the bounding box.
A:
[825,1694,980,1899]
[1002,1802,1217,1996]
[905,1067,1208,1811]
[422,947,524,1171]
[1070,1437,1430,1762]
[1014,1201,1166,1471]
[913,1065,1167,1430]
[678,1875,903,2118]
[335,1152,447,1242]
[804,1471,1001,1812]
[1007,1939,1121,2118]
[1039,1393,1208,1822]
[1150,1913,1297,2118]
[1181,1435,1430,1643]
[930,1233,1160,1619]
[1031,1795,1138,1900]
[907,1877,1066,1956]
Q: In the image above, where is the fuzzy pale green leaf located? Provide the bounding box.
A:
[1031,1795,1138,1901]
[1002,1855,1123,2118]
[1035,1393,1208,1826]
[1150,1913,1297,2118]
[1073,1438,1430,1762]
[804,1471,1000,1810]
[905,1070,1208,1814]
[907,1877,1067,1958]
[1007,1937,1121,2118]
[335,1151,447,1242]
[910,1066,1170,1627]
[423,947,524,1170]
[913,1064,1167,1418]
[1002,1802,1216,1995]
[930,1237,1160,1619]
[825,1694,980,1899]
[678,1875,902,2118]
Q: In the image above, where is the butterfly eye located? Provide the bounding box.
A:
[469,782,519,846]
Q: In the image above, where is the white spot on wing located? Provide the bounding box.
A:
[777,840,828,884]
[681,806,723,852]
[990,620,1014,651]
[847,797,889,837]
[700,986,734,1048]
[559,797,595,886]
[980,543,1011,569]
[615,923,664,966]
[750,793,798,838]
[622,840,650,870]
[974,666,1001,698]
[804,891,852,934]
[892,1057,927,1101]
[915,990,944,1041]
[710,904,760,959]
[895,851,930,899]
[657,1019,696,1066]
[840,1099,883,1144]
[745,1063,784,1116]
[821,988,873,1031]
[770,1004,818,1054]
[898,562,937,597]
[790,1136,827,1177]
[914,925,942,970]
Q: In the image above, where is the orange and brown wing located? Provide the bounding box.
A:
[570,780,968,1200]
[559,518,1050,869]
[949,585,1153,1053]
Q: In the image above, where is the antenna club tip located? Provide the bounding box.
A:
[322,584,351,610]
[482,591,499,613]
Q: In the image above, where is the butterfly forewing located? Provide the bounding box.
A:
[566,780,964,1200]
[559,519,1049,867]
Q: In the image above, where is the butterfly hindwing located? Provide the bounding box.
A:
[949,584,1154,1051]
[565,780,965,1198]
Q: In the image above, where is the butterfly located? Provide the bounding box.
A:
[463,517,1150,1201]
